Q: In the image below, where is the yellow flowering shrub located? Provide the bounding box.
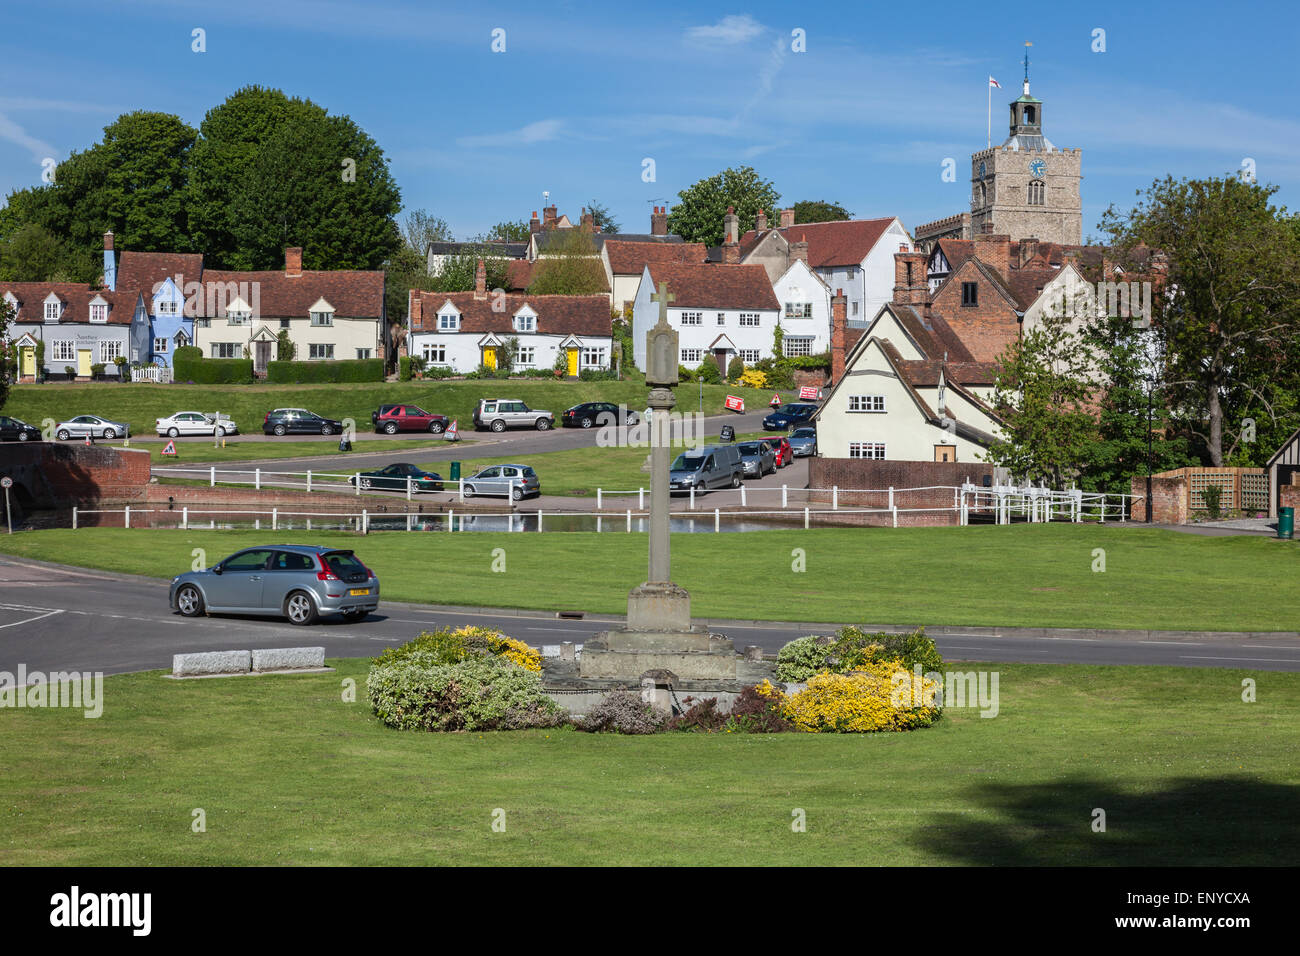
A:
[739,369,768,389]
[780,662,941,733]
[374,625,542,672]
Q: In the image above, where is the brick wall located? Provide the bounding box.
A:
[930,260,1021,362]
[1281,484,1300,513]
[2,443,151,505]
[1129,475,1187,523]
[807,458,994,525]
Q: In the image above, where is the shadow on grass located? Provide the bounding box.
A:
[919,776,1299,866]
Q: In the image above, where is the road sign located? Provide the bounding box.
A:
[769,393,782,407]
[724,395,745,412]
[799,386,820,401]
[446,419,460,441]
[162,440,177,456]
[1,477,11,488]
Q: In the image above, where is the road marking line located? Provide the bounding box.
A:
[0,609,64,629]
[1140,640,1205,646]
[1181,655,1300,663]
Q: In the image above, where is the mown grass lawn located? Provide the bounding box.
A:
[2,377,770,440]
[1,659,1294,865]
[3,524,1299,631]
[122,437,468,464]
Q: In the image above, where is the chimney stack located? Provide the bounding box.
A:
[892,244,929,306]
[543,205,558,229]
[580,208,594,232]
[780,207,795,229]
[651,205,668,236]
[723,206,740,264]
[474,258,487,300]
[103,231,116,292]
[831,289,848,384]
[972,233,1012,277]
[755,209,767,232]
[409,288,423,327]
[285,246,303,277]
[529,210,541,234]
[789,233,809,266]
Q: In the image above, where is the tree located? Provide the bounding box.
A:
[0,297,12,410]
[479,220,530,242]
[276,329,297,361]
[667,166,781,246]
[526,229,607,295]
[1100,176,1300,466]
[187,86,401,269]
[0,222,80,282]
[429,249,510,293]
[986,310,1099,488]
[402,209,452,254]
[792,200,852,224]
[585,201,620,234]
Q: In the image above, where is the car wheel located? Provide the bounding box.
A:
[359,478,372,489]
[321,424,334,436]
[535,418,551,431]
[463,484,475,498]
[56,429,70,441]
[17,431,30,442]
[429,421,445,434]
[580,417,594,428]
[273,424,287,436]
[176,584,204,618]
[731,474,742,489]
[284,591,318,626]
[167,427,180,438]
[511,487,523,501]
[626,413,637,425]
[215,426,226,438]
[384,422,399,435]
[103,428,116,440]
[491,420,506,433]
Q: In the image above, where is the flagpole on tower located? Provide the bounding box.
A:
[987,80,992,148]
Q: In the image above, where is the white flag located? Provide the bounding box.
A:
[989,76,1002,88]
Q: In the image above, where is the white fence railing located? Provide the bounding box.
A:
[131,365,173,383]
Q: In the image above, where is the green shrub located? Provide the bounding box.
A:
[727,355,745,382]
[1202,484,1223,519]
[775,627,943,683]
[173,347,254,384]
[698,354,722,383]
[423,364,457,379]
[668,685,793,733]
[173,345,202,364]
[398,355,413,381]
[774,636,835,682]
[366,654,563,732]
[578,367,617,381]
[265,358,383,384]
[578,690,664,734]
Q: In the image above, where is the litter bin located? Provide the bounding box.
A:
[1279,506,1294,540]
[450,461,461,482]
[720,425,735,443]
[338,436,352,452]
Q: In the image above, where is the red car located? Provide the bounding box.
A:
[762,436,793,468]
[372,404,448,435]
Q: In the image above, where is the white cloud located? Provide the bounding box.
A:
[456,119,564,149]
[687,15,764,45]
[0,111,56,164]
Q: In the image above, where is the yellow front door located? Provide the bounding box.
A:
[77,349,92,377]
[483,347,497,369]
[566,348,578,377]
[20,347,34,377]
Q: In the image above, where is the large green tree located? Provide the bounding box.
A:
[401,209,452,254]
[1100,176,1300,466]
[585,201,620,234]
[478,220,530,242]
[792,200,852,224]
[0,297,12,410]
[187,86,401,269]
[526,229,606,295]
[666,166,781,246]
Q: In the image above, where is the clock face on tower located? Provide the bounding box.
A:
[1029,159,1047,179]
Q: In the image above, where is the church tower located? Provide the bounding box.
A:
[969,49,1082,245]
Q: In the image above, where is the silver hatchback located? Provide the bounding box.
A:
[169,545,380,625]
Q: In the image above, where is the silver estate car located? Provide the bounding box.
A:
[461,464,540,500]
[169,545,380,625]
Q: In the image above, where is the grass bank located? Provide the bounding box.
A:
[2,524,1297,631]
[1,659,1294,865]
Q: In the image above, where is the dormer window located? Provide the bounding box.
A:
[438,311,460,331]
[513,311,536,333]
[308,297,334,326]
[89,297,109,323]
[43,296,62,323]
[158,299,178,315]
[227,310,251,326]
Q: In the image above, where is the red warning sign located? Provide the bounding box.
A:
[162,440,178,456]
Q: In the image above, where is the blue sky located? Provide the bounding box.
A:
[3,0,1298,245]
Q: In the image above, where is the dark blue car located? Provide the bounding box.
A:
[762,403,818,431]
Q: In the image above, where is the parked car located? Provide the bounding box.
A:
[670,444,743,493]
[372,404,448,435]
[788,426,817,457]
[762,402,818,431]
[53,415,130,441]
[562,402,640,428]
[263,408,344,436]
[169,545,379,625]
[0,416,41,442]
[737,440,777,478]
[472,399,554,432]
[348,463,444,492]
[460,464,541,500]
[155,411,239,438]
[762,436,794,468]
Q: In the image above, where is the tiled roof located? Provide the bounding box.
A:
[116,251,204,295]
[643,262,778,311]
[535,231,683,254]
[412,291,612,337]
[739,218,897,268]
[428,240,528,259]
[604,240,707,275]
[506,260,533,291]
[196,269,384,319]
[2,282,141,325]
[890,304,979,364]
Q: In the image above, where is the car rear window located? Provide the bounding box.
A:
[738,443,762,454]
[521,467,537,478]
[323,551,366,574]
[273,551,315,571]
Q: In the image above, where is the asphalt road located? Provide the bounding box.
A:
[3,555,1298,676]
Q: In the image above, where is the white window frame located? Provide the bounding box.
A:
[99,341,123,363]
[849,442,886,459]
[680,348,702,363]
[513,314,536,333]
[227,311,251,326]
[581,347,606,368]
[738,312,760,327]
[784,302,812,319]
[309,343,335,360]
[157,299,178,315]
[438,312,460,331]
[44,301,61,322]
[716,312,726,326]
[848,394,886,413]
[355,348,372,360]
[783,337,814,357]
[421,343,446,363]
[311,311,334,327]
[153,337,169,354]
[211,343,238,358]
[739,349,761,363]
[89,303,109,323]
[516,346,536,367]
[679,311,702,326]
[52,341,75,362]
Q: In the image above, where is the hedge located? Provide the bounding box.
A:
[173,354,254,385]
[266,358,384,384]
